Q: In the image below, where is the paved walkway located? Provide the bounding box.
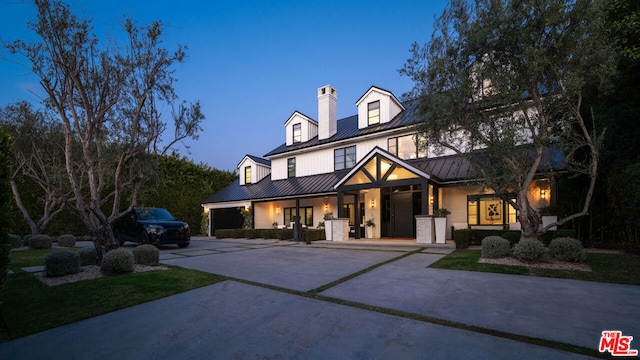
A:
[1,237,638,359]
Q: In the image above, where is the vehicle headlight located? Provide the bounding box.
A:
[147,225,162,234]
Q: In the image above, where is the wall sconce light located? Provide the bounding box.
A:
[276,207,280,214]
[429,196,434,204]
[324,204,328,211]
[370,199,375,208]
[540,189,547,200]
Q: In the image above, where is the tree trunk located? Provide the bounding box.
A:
[91,221,119,263]
[517,190,540,241]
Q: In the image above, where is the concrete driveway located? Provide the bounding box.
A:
[1,237,638,359]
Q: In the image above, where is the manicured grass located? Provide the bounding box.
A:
[1,248,225,341]
[430,249,640,285]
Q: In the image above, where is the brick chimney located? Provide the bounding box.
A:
[317,85,337,140]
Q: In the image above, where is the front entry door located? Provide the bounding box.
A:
[391,192,413,237]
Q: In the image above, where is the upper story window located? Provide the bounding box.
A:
[287,158,296,178]
[368,101,380,126]
[388,135,427,160]
[335,146,356,171]
[292,123,301,144]
[245,166,252,184]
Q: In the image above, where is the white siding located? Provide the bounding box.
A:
[356,88,403,129]
[254,197,337,229]
[238,157,271,185]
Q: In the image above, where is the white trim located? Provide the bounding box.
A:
[334,146,431,189]
[284,111,317,127]
[205,200,251,210]
[355,86,405,111]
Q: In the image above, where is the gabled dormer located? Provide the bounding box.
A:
[238,155,271,186]
[355,86,405,129]
[284,111,318,146]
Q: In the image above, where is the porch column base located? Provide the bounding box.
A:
[415,215,434,244]
[332,218,350,242]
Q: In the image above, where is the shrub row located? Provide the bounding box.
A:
[454,229,576,249]
[101,248,134,275]
[132,244,159,266]
[215,228,326,242]
[479,236,586,263]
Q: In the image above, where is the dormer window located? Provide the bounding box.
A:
[368,101,380,126]
[245,166,252,184]
[292,123,301,143]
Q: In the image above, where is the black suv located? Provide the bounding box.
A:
[114,207,190,248]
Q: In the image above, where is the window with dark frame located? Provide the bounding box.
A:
[467,194,517,225]
[292,123,301,143]
[287,158,296,178]
[284,207,313,227]
[368,101,380,126]
[245,166,252,184]
[334,145,356,171]
[387,134,427,160]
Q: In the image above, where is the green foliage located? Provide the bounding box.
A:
[481,236,511,258]
[303,229,326,243]
[22,234,32,246]
[56,234,76,247]
[0,129,12,294]
[549,237,586,262]
[78,247,97,266]
[240,207,253,229]
[501,231,521,247]
[9,234,23,249]
[29,234,53,249]
[453,229,473,249]
[132,244,159,266]
[101,248,134,275]
[540,229,576,246]
[513,239,546,262]
[215,228,295,240]
[140,153,237,235]
[45,250,81,277]
[434,208,451,217]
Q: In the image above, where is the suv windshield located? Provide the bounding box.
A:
[137,208,174,221]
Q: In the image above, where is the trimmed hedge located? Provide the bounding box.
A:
[513,239,546,262]
[57,234,76,247]
[540,229,576,246]
[549,237,585,262]
[216,228,300,241]
[453,228,575,248]
[303,229,325,243]
[101,248,134,275]
[481,236,511,258]
[132,244,160,266]
[29,234,53,249]
[45,250,81,277]
[501,231,520,247]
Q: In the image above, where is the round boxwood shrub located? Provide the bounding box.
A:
[132,244,159,266]
[513,239,546,262]
[101,248,134,275]
[29,234,53,249]
[22,234,32,247]
[481,236,511,258]
[549,237,586,262]
[45,250,81,277]
[9,234,22,249]
[57,234,76,248]
[79,247,98,266]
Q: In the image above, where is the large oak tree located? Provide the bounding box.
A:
[401,0,617,240]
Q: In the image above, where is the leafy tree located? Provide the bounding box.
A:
[0,129,12,295]
[0,102,70,235]
[3,0,203,258]
[140,153,237,235]
[401,0,617,241]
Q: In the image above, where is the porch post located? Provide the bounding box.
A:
[354,192,360,239]
[421,179,428,215]
[293,198,301,242]
[337,190,343,218]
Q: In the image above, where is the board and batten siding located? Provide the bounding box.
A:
[270,137,389,180]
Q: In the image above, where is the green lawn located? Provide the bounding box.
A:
[1,248,225,341]
[430,249,640,285]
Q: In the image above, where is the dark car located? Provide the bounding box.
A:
[114,207,190,248]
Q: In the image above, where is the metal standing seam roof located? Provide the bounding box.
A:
[263,100,420,158]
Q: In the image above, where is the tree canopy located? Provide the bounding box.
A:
[401,0,617,240]
[3,0,204,256]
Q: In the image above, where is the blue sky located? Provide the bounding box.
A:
[0,0,448,171]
